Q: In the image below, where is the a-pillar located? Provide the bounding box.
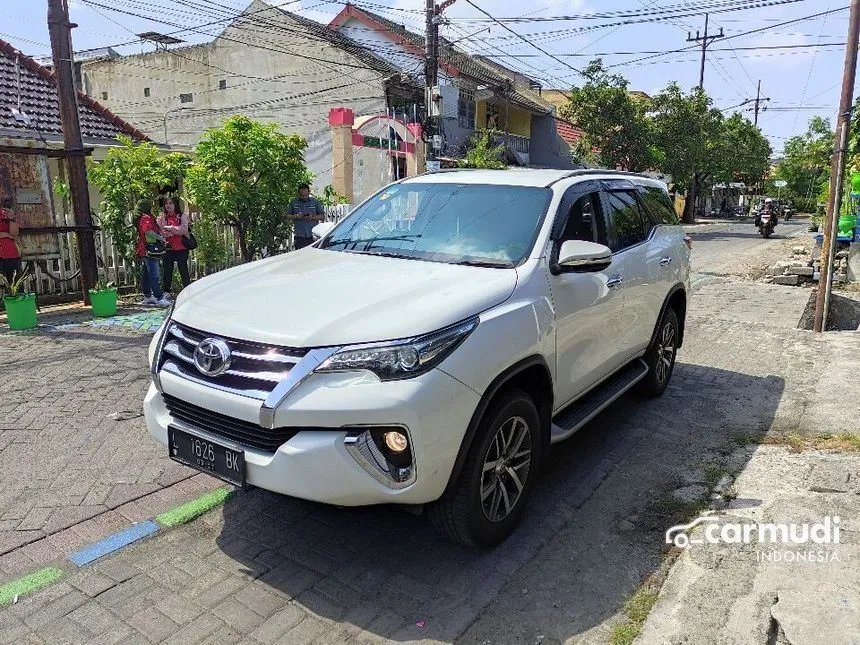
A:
[329,107,354,202]
[406,123,425,176]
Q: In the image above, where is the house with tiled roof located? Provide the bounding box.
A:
[0,37,149,276]
[79,0,422,180]
[329,3,578,168]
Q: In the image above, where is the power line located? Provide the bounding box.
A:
[463,0,588,78]
[607,4,850,69]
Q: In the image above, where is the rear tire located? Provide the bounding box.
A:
[637,308,679,398]
[428,389,541,548]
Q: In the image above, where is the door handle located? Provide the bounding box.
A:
[607,275,624,287]
[659,257,673,266]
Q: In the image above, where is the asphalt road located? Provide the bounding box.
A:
[685,217,808,276]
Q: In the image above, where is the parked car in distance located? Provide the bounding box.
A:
[144,168,691,547]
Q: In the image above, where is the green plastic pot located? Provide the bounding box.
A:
[89,288,118,317]
[3,293,37,330]
[838,213,858,237]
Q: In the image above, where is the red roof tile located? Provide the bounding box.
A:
[0,37,149,142]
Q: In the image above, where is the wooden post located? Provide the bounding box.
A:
[813,0,860,332]
[47,0,98,303]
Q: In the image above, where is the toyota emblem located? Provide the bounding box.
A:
[193,338,232,377]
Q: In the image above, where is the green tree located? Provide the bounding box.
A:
[192,215,230,275]
[650,84,723,222]
[711,113,772,187]
[316,184,350,206]
[561,59,656,171]
[185,116,313,262]
[88,136,188,263]
[775,116,832,200]
[457,130,507,169]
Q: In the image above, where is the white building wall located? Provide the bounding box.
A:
[81,1,388,182]
[337,17,452,87]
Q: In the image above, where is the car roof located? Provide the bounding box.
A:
[402,168,669,190]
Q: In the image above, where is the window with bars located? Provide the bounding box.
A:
[180,93,193,103]
[219,79,226,90]
[143,87,150,97]
[458,90,475,129]
[101,91,108,100]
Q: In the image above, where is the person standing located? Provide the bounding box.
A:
[0,197,22,286]
[287,183,325,250]
[158,197,191,298]
[135,199,170,307]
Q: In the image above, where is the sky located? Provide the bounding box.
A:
[2,0,853,156]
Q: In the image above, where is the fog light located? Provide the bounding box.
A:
[383,430,408,453]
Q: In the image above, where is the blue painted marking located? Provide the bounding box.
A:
[68,520,159,566]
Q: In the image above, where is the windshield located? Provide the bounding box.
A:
[320,182,553,267]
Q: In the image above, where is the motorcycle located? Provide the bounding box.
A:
[783,205,793,221]
[759,211,775,238]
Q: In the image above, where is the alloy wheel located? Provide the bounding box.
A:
[480,415,532,522]
[655,319,677,384]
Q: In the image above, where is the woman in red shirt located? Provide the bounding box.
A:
[135,199,169,307]
[0,197,22,286]
[157,197,191,298]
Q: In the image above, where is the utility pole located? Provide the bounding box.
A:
[687,13,724,89]
[813,0,860,332]
[753,80,770,126]
[48,0,98,303]
[424,0,457,165]
[425,0,438,162]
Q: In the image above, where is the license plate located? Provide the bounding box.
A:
[168,426,245,487]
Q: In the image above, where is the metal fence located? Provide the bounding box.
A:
[19,204,352,298]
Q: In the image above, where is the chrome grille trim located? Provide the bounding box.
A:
[156,322,310,399]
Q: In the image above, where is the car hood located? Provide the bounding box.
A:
[172,248,518,347]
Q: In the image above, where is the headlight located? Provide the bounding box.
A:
[149,303,175,389]
[316,317,478,381]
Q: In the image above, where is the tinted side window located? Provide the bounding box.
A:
[560,192,599,243]
[605,191,647,251]
[638,186,679,226]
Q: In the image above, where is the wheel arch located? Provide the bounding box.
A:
[441,355,553,499]
[650,283,687,349]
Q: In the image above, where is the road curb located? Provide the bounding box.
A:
[0,567,65,607]
[0,487,233,607]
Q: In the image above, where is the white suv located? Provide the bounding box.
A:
[144,169,690,547]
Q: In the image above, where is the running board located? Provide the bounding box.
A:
[550,359,649,444]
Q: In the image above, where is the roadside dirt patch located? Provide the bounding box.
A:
[797,289,860,331]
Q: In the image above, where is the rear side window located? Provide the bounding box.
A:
[604,190,648,251]
[638,185,679,226]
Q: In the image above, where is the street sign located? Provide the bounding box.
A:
[774,180,787,188]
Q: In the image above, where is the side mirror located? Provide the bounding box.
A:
[557,240,612,272]
[312,221,335,241]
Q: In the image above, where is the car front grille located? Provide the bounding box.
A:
[158,322,308,400]
[162,394,299,453]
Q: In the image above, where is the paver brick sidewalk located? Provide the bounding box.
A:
[0,322,219,581]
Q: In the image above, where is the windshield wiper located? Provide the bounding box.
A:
[323,238,359,249]
[452,259,514,268]
[363,235,422,251]
[363,251,419,260]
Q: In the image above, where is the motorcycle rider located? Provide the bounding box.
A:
[756,198,776,228]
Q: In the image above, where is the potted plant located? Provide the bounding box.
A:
[89,278,118,317]
[1,269,37,330]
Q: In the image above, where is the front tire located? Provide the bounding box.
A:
[428,389,541,548]
[637,308,679,398]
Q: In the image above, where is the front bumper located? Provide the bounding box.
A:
[144,367,481,506]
